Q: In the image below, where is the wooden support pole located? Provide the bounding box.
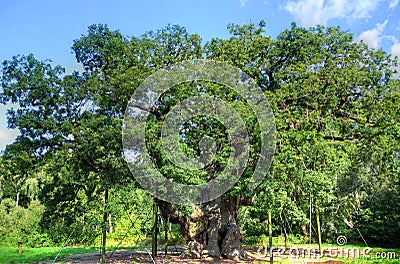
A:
[268,210,273,264]
[316,209,323,256]
[152,198,158,259]
[164,217,168,256]
[280,212,289,248]
[101,188,109,264]
[309,193,312,245]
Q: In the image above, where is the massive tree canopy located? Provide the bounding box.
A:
[0,21,399,258]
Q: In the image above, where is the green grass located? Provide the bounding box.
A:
[0,246,101,264]
[1,244,198,263]
[0,246,149,264]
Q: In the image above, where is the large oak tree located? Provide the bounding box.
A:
[1,21,399,258]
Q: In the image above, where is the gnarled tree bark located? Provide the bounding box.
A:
[158,195,254,260]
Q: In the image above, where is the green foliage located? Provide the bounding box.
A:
[0,246,115,263]
[107,188,154,246]
[0,199,48,247]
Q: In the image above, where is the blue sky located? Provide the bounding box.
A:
[1,0,399,150]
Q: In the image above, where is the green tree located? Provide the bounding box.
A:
[0,139,38,207]
[0,198,47,247]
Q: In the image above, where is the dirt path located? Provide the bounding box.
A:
[57,247,266,264]
[41,246,355,263]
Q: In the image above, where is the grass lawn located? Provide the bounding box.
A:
[0,246,104,264]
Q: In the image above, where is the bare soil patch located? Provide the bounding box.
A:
[43,246,354,263]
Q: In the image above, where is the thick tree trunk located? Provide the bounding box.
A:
[158,196,252,260]
[18,242,22,254]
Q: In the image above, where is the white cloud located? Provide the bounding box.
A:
[351,0,380,18]
[376,19,388,32]
[284,0,383,27]
[389,0,399,8]
[357,29,381,48]
[356,20,400,76]
[284,0,324,26]
[356,20,388,49]
[0,129,19,151]
[239,0,249,6]
[390,40,400,77]
[391,41,400,58]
